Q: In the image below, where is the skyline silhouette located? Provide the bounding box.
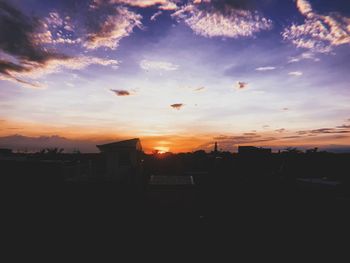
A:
[2,0,350,254]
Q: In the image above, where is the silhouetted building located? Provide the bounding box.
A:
[214,142,218,153]
[0,148,12,156]
[97,138,143,183]
[238,146,271,156]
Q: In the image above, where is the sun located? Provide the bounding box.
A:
[153,146,170,154]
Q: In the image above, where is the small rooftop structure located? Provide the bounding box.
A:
[97,138,143,183]
[97,138,142,152]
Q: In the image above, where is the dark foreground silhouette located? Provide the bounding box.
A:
[2,148,350,255]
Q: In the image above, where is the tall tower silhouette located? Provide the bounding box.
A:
[214,142,218,153]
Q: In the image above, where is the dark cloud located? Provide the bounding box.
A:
[0,60,27,77]
[337,124,350,129]
[212,130,285,148]
[282,135,302,139]
[0,60,43,88]
[0,1,70,84]
[110,89,131,96]
[194,86,205,92]
[170,103,184,110]
[213,134,276,145]
[0,1,62,63]
[275,128,286,133]
[236,81,248,89]
[282,107,289,111]
[296,131,307,135]
[310,128,349,134]
[297,127,350,135]
[243,132,257,136]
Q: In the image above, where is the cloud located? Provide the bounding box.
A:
[0,1,119,87]
[109,0,177,10]
[194,86,205,92]
[282,135,303,139]
[296,0,313,17]
[282,107,289,111]
[170,103,184,110]
[90,0,178,10]
[0,1,58,64]
[282,0,350,53]
[255,66,276,71]
[27,56,118,77]
[0,2,67,86]
[288,52,320,63]
[298,127,350,135]
[0,72,43,89]
[213,134,277,146]
[337,124,350,129]
[3,56,118,86]
[140,59,179,71]
[46,12,64,27]
[1,54,119,88]
[275,128,286,133]
[288,71,303,76]
[84,6,142,50]
[32,12,80,45]
[172,3,272,38]
[65,82,75,88]
[151,11,163,21]
[243,132,257,136]
[236,81,248,89]
[110,89,131,96]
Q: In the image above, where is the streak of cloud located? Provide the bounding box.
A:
[288,71,303,76]
[255,66,276,71]
[110,89,131,96]
[140,59,179,71]
[170,103,184,110]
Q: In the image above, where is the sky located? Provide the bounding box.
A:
[0,0,350,153]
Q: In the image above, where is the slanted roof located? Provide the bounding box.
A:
[97,138,142,152]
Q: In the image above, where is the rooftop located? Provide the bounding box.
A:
[97,138,142,151]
